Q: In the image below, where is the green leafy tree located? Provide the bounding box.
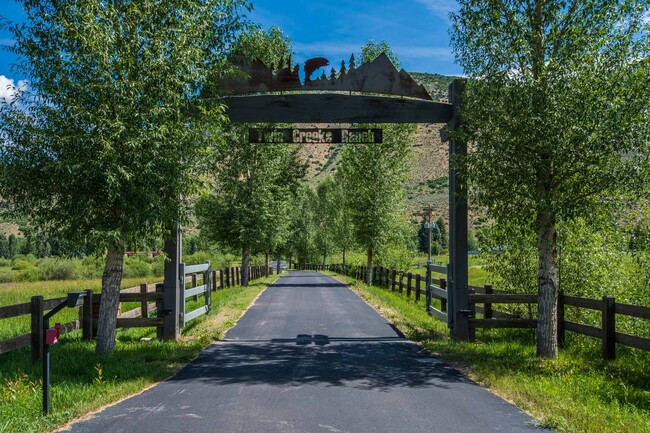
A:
[314,177,336,266]
[340,41,414,284]
[358,40,401,68]
[329,175,356,272]
[196,125,305,285]
[0,0,250,353]
[451,1,650,357]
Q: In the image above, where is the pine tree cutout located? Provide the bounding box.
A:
[340,60,347,76]
[349,54,356,70]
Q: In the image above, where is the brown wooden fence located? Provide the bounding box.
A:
[299,263,650,361]
[0,264,272,359]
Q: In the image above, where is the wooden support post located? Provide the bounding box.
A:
[415,274,422,301]
[162,226,181,340]
[156,283,165,340]
[602,296,616,360]
[219,269,224,289]
[407,273,412,297]
[440,279,448,312]
[225,267,231,288]
[449,79,469,340]
[484,284,492,319]
[557,290,565,348]
[391,270,397,292]
[399,272,404,293]
[140,283,148,317]
[31,296,43,362]
[191,274,198,301]
[211,270,217,291]
[468,287,476,341]
[82,290,93,341]
[236,267,241,285]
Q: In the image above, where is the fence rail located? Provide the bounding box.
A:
[0,264,274,359]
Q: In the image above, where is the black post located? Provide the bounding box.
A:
[449,79,469,340]
[82,290,93,341]
[602,296,616,360]
[557,290,565,348]
[162,226,181,340]
[31,296,43,362]
[43,315,50,415]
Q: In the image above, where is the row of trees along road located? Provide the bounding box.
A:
[0,0,253,354]
[451,0,650,357]
[196,27,305,287]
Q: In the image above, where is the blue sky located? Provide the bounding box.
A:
[0,0,461,100]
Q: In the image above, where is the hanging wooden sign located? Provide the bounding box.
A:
[249,128,383,144]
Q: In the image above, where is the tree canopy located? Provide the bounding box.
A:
[451,0,650,357]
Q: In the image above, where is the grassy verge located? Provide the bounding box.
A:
[0,274,280,433]
[329,272,650,433]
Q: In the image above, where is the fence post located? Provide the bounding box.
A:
[31,296,44,362]
[191,274,198,301]
[82,290,93,341]
[391,270,397,292]
[139,283,148,317]
[468,287,476,341]
[219,269,224,289]
[407,273,412,297]
[211,270,217,291]
[236,267,241,285]
[415,274,421,301]
[484,284,492,319]
[156,283,165,340]
[602,295,616,360]
[440,278,448,312]
[557,290,565,348]
[225,267,230,288]
[399,272,404,293]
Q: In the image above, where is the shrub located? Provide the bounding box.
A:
[0,268,16,283]
[80,255,104,279]
[123,258,151,278]
[39,258,82,280]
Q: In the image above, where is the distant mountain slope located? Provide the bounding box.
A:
[299,72,460,222]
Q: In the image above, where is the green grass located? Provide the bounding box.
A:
[329,272,650,433]
[407,253,491,286]
[0,274,279,433]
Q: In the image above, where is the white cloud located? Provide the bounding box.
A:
[0,75,28,105]
[643,11,650,25]
[413,0,459,22]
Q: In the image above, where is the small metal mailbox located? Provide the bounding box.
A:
[45,328,59,345]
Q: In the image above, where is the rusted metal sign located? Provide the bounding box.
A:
[249,128,383,144]
[221,53,432,100]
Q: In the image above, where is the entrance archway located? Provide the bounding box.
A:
[162,54,470,340]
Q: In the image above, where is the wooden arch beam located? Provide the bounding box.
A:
[223,94,453,124]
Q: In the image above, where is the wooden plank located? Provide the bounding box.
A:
[615,332,650,351]
[184,306,209,323]
[470,318,537,329]
[0,334,31,355]
[184,285,207,299]
[429,264,447,275]
[469,294,537,304]
[31,296,43,361]
[564,296,601,310]
[615,303,650,320]
[185,263,210,275]
[429,285,448,301]
[117,318,163,328]
[0,302,31,319]
[42,297,68,310]
[428,306,448,322]
[119,292,164,302]
[224,94,454,124]
[564,321,601,339]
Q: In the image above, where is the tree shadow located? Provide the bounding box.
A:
[170,337,472,392]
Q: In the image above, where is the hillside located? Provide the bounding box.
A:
[298,72,459,222]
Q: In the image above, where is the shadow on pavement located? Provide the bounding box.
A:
[170,338,472,392]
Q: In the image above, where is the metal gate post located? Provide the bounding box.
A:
[449,79,470,340]
[162,225,181,340]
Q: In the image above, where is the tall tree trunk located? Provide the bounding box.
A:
[276,254,281,274]
[342,247,347,275]
[241,246,250,286]
[265,251,269,277]
[536,210,559,358]
[365,247,373,285]
[96,243,125,354]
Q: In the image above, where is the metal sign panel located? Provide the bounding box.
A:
[249,128,383,144]
[220,53,432,100]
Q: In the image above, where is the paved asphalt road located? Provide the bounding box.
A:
[61,271,552,433]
